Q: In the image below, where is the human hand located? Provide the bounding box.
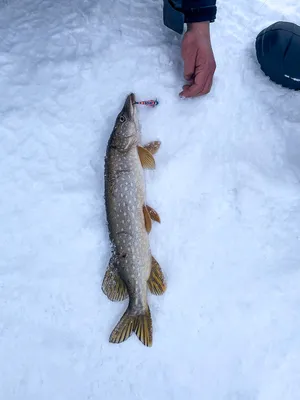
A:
[180,22,216,98]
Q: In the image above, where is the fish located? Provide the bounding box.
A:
[102,93,166,347]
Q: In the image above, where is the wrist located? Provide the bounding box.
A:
[187,21,210,35]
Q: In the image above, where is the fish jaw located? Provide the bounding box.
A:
[122,92,141,143]
[121,93,135,118]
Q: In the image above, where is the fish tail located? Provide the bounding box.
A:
[109,305,153,347]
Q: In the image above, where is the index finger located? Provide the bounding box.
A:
[180,70,211,97]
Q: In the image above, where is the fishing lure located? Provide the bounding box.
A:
[134,99,159,108]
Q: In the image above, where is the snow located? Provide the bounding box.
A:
[1,0,300,398]
[261,0,300,15]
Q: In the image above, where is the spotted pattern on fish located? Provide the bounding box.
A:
[103,93,152,333]
[103,93,165,347]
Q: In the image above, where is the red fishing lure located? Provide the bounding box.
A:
[134,99,159,108]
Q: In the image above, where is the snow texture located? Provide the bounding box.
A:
[0,0,300,399]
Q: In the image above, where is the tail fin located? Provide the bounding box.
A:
[109,305,153,347]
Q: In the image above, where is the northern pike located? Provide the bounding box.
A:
[102,93,166,347]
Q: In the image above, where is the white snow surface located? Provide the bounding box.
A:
[1,0,300,398]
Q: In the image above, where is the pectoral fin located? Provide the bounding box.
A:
[144,141,161,155]
[102,257,128,301]
[148,256,167,295]
[146,205,161,224]
[138,146,155,169]
[143,205,152,233]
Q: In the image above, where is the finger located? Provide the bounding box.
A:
[180,84,201,98]
[199,72,214,95]
[180,72,209,98]
[186,58,215,97]
[180,71,213,98]
[179,84,192,97]
[185,75,194,83]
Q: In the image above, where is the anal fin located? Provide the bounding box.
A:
[148,256,167,295]
[102,257,128,301]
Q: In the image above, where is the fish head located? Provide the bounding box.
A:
[110,93,139,151]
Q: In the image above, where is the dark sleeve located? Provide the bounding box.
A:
[179,0,217,23]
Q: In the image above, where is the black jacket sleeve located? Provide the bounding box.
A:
[169,0,217,23]
[182,0,217,23]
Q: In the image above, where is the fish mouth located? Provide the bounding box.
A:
[123,93,136,117]
[130,93,136,104]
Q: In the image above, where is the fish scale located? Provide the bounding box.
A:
[102,93,166,347]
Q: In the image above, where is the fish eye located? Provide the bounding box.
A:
[119,114,126,123]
